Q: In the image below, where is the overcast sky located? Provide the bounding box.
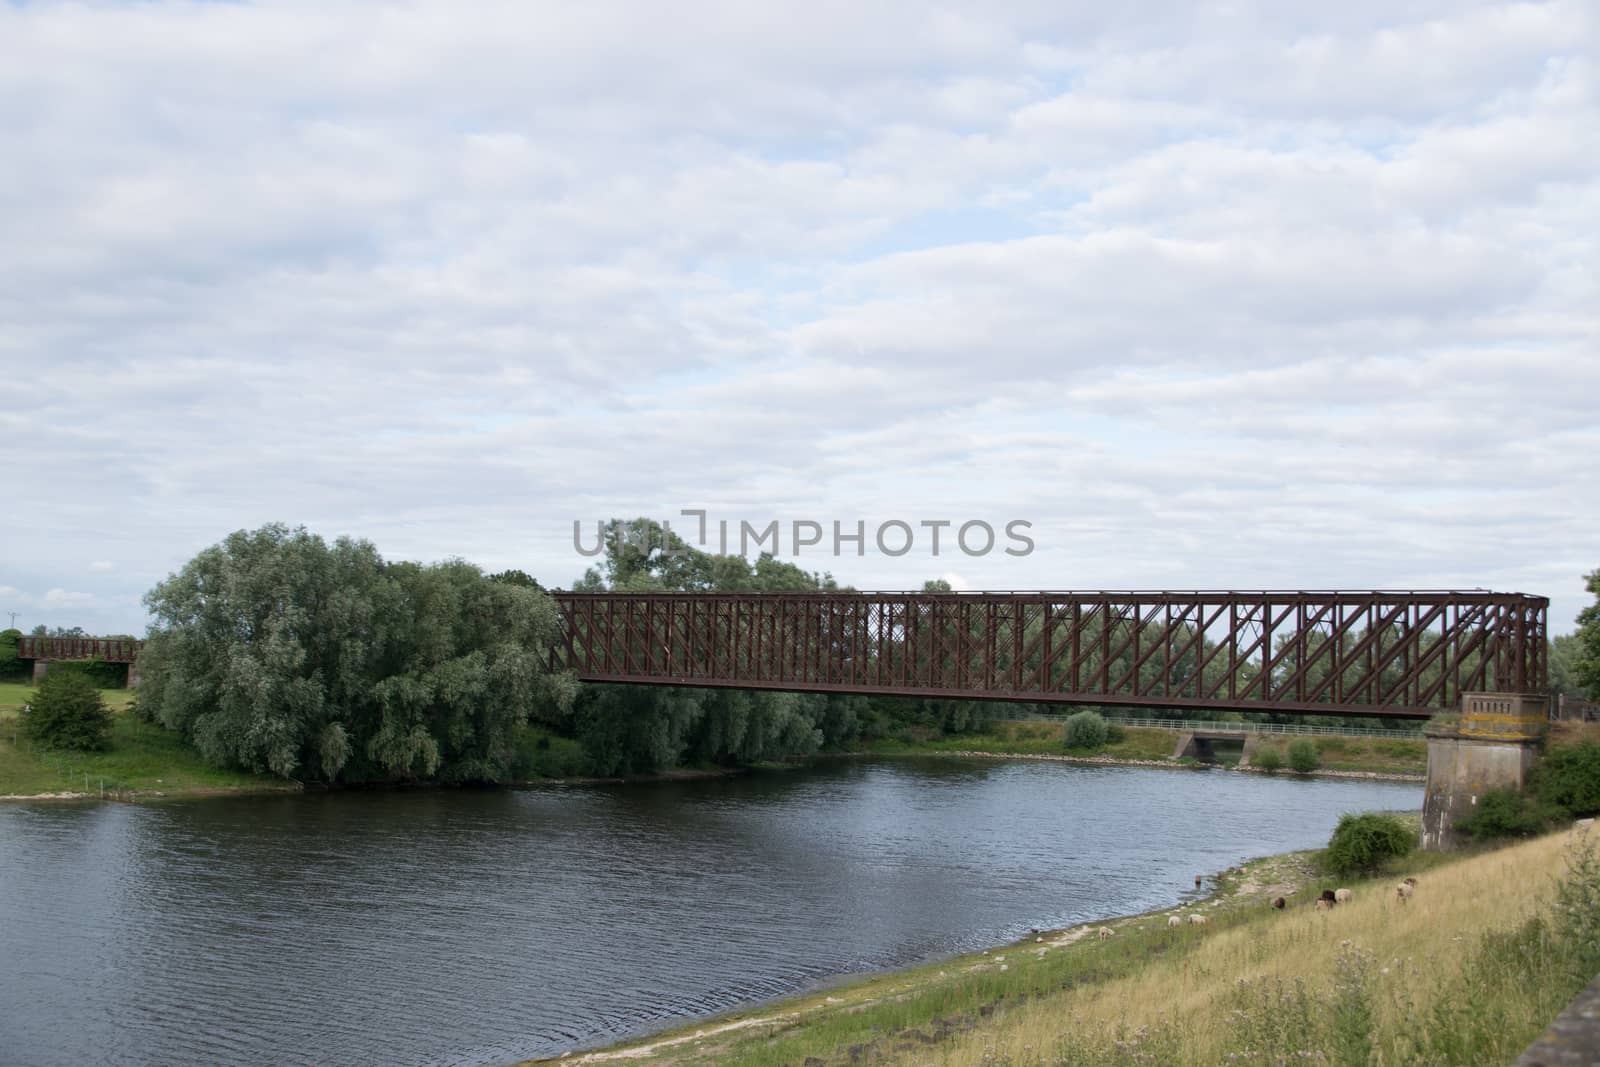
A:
[1,0,1595,636]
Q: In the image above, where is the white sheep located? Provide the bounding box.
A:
[1188,914,1208,926]
[1097,927,1114,939]
[1396,877,1417,904]
[1167,915,1182,928]
[1334,888,1353,904]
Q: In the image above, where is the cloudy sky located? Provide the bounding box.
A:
[1,0,1595,636]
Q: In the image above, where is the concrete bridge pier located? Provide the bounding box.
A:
[31,658,51,684]
[1421,693,1548,851]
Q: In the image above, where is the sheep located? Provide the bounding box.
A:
[1097,927,1114,940]
[1194,874,1203,888]
[1188,914,1208,926]
[1168,915,1182,928]
[1271,896,1286,910]
[1314,898,1333,911]
[1396,877,1417,904]
[1334,888,1353,904]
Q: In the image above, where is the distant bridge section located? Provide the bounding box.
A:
[16,636,144,685]
[551,590,1548,719]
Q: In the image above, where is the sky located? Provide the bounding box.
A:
[0,0,1596,636]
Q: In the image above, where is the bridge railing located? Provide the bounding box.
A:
[999,712,1425,739]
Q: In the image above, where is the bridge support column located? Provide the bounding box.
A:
[1422,693,1548,851]
[127,660,141,689]
[31,659,51,684]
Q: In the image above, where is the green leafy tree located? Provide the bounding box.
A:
[1550,634,1584,697]
[139,524,575,783]
[0,628,24,682]
[1287,738,1320,773]
[21,669,114,751]
[1534,742,1600,816]
[1574,569,1600,699]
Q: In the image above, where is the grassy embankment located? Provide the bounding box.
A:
[545,824,1597,1067]
[851,719,1427,777]
[0,682,290,798]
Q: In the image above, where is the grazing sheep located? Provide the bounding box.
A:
[1271,897,1286,910]
[1396,879,1416,904]
[1334,888,1353,904]
[1188,914,1208,926]
[1168,915,1182,928]
[1314,898,1333,911]
[1098,927,1114,940]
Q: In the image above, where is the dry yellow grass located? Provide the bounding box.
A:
[918,826,1592,1066]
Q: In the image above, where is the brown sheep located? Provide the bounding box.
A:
[1271,896,1286,910]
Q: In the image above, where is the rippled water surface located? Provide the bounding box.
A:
[0,758,1420,1065]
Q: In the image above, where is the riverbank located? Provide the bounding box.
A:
[842,719,1427,781]
[0,686,292,800]
[536,824,1597,1067]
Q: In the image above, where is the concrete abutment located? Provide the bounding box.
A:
[1421,693,1548,851]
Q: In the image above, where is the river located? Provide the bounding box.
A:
[0,757,1420,1065]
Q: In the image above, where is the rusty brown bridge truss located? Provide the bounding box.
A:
[551,590,1548,719]
[17,590,1549,719]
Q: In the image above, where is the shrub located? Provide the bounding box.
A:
[20,669,114,751]
[1534,742,1600,817]
[511,725,590,779]
[1456,787,1564,840]
[0,628,25,682]
[1063,710,1109,749]
[1323,812,1414,875]
[1252,745,1284,772]
[1287,738,1320,773]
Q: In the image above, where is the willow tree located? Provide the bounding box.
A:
[139,524,574,782]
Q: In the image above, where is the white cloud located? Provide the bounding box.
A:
[0,0,1594,636]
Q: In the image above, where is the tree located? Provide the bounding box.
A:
[1573,569,1600,700]
[1550,634,1584,697]
[21,669,113,751]
[0,628,24,682]
[139,524,575,783]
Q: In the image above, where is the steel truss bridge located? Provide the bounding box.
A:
[17,590,1549,719]
[551,590,1548,719]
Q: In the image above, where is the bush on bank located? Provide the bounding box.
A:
[1063,710,1109,750]
[1323,812,1414,875]
[1252,745,1284,772]
[1287,738,1321,773]
[1533,741,1600,817]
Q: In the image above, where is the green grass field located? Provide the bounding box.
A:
[0,683,290,797]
